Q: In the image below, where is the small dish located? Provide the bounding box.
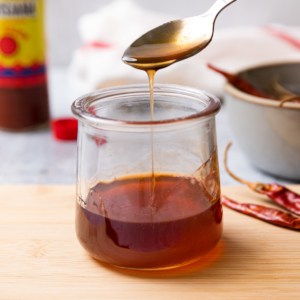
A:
[225,61,300,181]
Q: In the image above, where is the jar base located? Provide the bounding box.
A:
[89,241,223,274]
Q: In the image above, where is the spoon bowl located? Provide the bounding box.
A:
[122,0,237,70]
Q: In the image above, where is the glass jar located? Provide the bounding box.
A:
[72,84,222,270]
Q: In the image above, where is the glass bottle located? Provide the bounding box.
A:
[0,0,49,130]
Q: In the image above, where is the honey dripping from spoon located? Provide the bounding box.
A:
[122,0,237,212]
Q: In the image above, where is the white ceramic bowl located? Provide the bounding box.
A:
[225,62,300,181]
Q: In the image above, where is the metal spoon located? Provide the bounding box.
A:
[122,0,237,70]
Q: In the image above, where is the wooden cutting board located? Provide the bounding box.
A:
[0,185,299,300]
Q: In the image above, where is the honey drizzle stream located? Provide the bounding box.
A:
[147,69,157,211]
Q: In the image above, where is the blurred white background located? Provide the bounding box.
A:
[46,0,300,66]
[1,0,298,185]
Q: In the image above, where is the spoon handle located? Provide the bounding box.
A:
[206,0,236,18]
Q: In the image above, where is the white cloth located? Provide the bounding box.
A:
[68,0,300,99]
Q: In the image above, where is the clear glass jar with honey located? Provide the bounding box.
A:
[72,84,222,270]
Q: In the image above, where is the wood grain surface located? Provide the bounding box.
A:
[0,185,299,300]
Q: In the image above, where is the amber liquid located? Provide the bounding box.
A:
[147,69,156,209]
[76,174,222,269]
[0,84,49,130]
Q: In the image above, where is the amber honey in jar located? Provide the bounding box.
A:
[72,84,222,270]
[0,0,49,130]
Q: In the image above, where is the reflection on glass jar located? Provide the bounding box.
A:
[72,84,222,270]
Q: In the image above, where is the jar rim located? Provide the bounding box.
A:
[71,84,221,128]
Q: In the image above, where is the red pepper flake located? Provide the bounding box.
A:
[224,142,300,216]
[52,118,78,141]
[222,195,300,230]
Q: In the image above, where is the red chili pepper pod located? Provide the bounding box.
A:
[222,195,300,230]
[207,63,269,98]
[258,184,300,216]
[224,142,300,215]
[208,63,300,105]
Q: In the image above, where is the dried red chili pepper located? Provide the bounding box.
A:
[224,142,300,216]
[208,63,300,106]
[222,195,300,230]
[207,63,269,98]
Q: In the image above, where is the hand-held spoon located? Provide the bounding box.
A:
[122,0,237,70]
